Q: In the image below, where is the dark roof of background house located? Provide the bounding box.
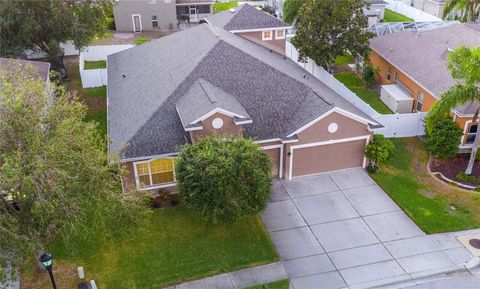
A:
[0,58,50,82]
[176,78,251,129]
[207,4,290,31]
[108,24,376,160]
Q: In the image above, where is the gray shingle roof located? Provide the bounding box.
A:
[108,24,377,160]
[0,58,50,82]
[207,4,290,31]
[176,78,250,128]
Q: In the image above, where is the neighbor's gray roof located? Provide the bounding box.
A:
[370,23,480,100]
[207,4,290,31]
[108,24,376,160]
[366,0,387,4]
[0,58,50,82]
[176,78,250,128]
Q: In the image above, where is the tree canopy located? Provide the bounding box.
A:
[0,64,139,280]
[282,0,304,24]
[291,0,372,72]
[176,136,272,223]
[0,0,112,63]
[443,0,480,22]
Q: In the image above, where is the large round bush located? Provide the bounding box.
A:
[176,136,272,223]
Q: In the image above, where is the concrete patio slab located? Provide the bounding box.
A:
[341,184,400,216]
[282,254,335,278]
[384,236,441,259]
[228,267,260,289]
[177,279,206,289]
[328,168,375,190]
[291,271,346,289]
[270,180,290,202]
[339,260,406,285]
[311,218,379,252]
[283,173,338,198]
[328,243,393,270]
[397,251,455,274]
[293,192,358,225]
[444,247,474,266]
[364,211,424,242]
[269,227,324,260]
[253,262,287,284]
[262,200,306,232]
[430,233,464,250]
[203,274,234,289]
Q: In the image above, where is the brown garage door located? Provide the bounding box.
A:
[263,148,280,177]
[292,139,366,177]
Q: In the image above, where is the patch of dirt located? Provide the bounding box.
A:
[430,154,480,186]
[21,261,79,289]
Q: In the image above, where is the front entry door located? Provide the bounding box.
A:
[189,6,198,22]
[133,15,141,32]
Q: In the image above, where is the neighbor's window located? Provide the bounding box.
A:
[387,67,391,80]
[275,30,285,39]
[262,31,272,41]
[393,72,399,84]
[466,123,478,144]
[135,158,176,188]
[416,92,424,111]
[152,15,158,28]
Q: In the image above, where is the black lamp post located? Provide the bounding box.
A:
[40,252,57,289]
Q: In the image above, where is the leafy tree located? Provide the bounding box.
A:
[425,118,463,159]
[365,134,395,172]
[426,46,480,175]
[291,0,372,72]
[0,0,112,66]
[443,0,480,22]
[0,64,139,281]
[283,0,304,24]
[176,136,272,223]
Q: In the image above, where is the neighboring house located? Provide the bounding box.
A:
[206,4,291,55]
[107,22,381,193]
[410,0,446,18]
[0,58,51,86]
[369,23,480,147]
[364,0,387,25]
[113,0,213,32]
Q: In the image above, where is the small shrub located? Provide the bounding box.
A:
[134,37,150,45]
[456,172,480,184]
[425,118,463,159]
[106,17,116,30]
[365,134,395,173]
[475,186,480,192]
[362,63,378,87]
[140,195,155,208]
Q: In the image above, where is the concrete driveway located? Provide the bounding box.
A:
[262,168,474,289]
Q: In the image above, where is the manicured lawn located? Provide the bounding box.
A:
[334,54,354,66]
[384,9,413,22]
[213,1,238,13]
[84,60,107,70]
[371,138,480,234]
[84,86,106,97]
[334,72,393,114]
[46,206,278,289]
[246,279,290,289]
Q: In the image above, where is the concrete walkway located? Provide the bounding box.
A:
[262,168,476,289]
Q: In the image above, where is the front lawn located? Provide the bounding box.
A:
[334,72,393,114]
[246,279,290,289]
[371,138,480,234]
[334,54,354,66]
[84,60,107,70]
[213,1,237,13]
[29,206,277,289]
[384,9,413,22]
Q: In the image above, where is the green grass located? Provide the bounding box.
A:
[49,206,278,289]
[246,279,290,289]
[335,54,354,66]
[371,138,480,234]
[213,1,238,13]
[333,72,393,114]
[83,60,107,70]
[84,110,107,139]
[135,37,150,45]
[384,9,413,22]
[84,86,106,97]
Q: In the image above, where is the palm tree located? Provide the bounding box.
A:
[443,0,480,22]
[427,46,480,175]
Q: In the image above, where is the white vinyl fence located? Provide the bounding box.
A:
[384,0,442,22]
[80,45,134,88]
[285,41,427,137]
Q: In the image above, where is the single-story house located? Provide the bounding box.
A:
[107,10,382,193]
[369,23,480,148]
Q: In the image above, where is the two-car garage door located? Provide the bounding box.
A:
[291,139,367,178]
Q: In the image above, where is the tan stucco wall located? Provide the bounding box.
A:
[236,30,286,55]
[190,112,244,141]
[369,51,437,112]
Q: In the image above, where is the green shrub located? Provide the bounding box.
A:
[425,118,463,159]
[134,37,150,45]
[176,136,272,223]
[456,172,480,183]
[362,63,378,87]
[106,17,115,30]
[365,134,395,172]
[475,186,480,192]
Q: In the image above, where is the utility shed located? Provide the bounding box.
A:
[380,84,414,113]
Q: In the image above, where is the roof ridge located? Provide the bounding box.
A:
[198,78,218,104]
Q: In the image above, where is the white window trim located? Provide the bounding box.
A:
[416,92,424,111]
[260,144,284,178]
[275,30,285,39]
[133,158,177,191]
[262,30,273,41]
[132,14,142,33]
[460,119,477,148]
[288,135,371,180]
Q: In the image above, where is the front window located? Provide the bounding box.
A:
[387,67,391,81]
[152,15,158,28]
[275,30,285,39]
[197,5,210,14]
[135,158,176,188]
[393,72,398,84]
[416,92,424,111]
[466,123,478,144]
[262,31,272,41]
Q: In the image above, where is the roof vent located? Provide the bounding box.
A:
[122,74,126,78]
[229,8,236,13]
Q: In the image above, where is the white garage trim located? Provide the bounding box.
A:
[288,135,371,180]
[260,144,284,178]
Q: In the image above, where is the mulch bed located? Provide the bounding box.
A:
[430,154,480,186]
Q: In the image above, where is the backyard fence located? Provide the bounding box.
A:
[79,45,134,88]
[285,41,427,138]
[384,0,442,22]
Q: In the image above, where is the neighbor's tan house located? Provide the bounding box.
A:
[369,23,480,148]
[107,6,382,194]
